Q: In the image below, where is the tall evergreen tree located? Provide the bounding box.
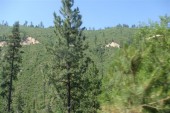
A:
[49,0,101,112]
[0,22,22,112]
[38,21,44,28]
[30,22,34,27]
[23,21,28,27]
[4,21,8,26]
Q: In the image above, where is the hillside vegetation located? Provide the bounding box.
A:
[0,1,170,113]
[1,18,170,113]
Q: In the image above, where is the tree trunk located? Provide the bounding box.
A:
[67,73,71,113]
[8,46,15,112]
[8,72,13,112]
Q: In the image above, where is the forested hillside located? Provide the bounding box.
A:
[0,0,170,113]
[0,23,137,113]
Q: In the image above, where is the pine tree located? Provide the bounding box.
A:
[126,16,170,112]
[39,21,44,28]
[23,21,28,27]
[30,22,34,27]
[0,22,22,112]
[49,0,101,112]
[141,24,170,113]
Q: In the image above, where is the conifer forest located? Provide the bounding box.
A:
[0,0,170,113]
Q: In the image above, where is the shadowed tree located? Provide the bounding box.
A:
[0,22,22,112]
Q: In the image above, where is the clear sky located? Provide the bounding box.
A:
[0,0,170,29]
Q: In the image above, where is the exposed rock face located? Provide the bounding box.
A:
[146,34,163,40]
[21,37,40,45]
[105,41,120,48]
[0,37,40,47]
[0,41,7,47]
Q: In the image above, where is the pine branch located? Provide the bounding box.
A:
[142,104,170,111]
[142,96,170,106]
[141,96,170,111]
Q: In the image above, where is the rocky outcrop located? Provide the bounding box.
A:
[21,37,40,45]
[105,41,120,48]
[0,41,7,47]
[0,37,40,47]
[146,34,163,40]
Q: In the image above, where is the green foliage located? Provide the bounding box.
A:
[0,22,22,112]
[140,25,170,113]
[0,8,169,113]
[15,92,25,113]
[0,21,139,113]
[160,14,170,27]
[99,15,170,113]
[48,0,102,112]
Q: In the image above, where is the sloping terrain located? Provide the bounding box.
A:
[0,25,138,112]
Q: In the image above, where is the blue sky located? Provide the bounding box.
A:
[0,0,170,29]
